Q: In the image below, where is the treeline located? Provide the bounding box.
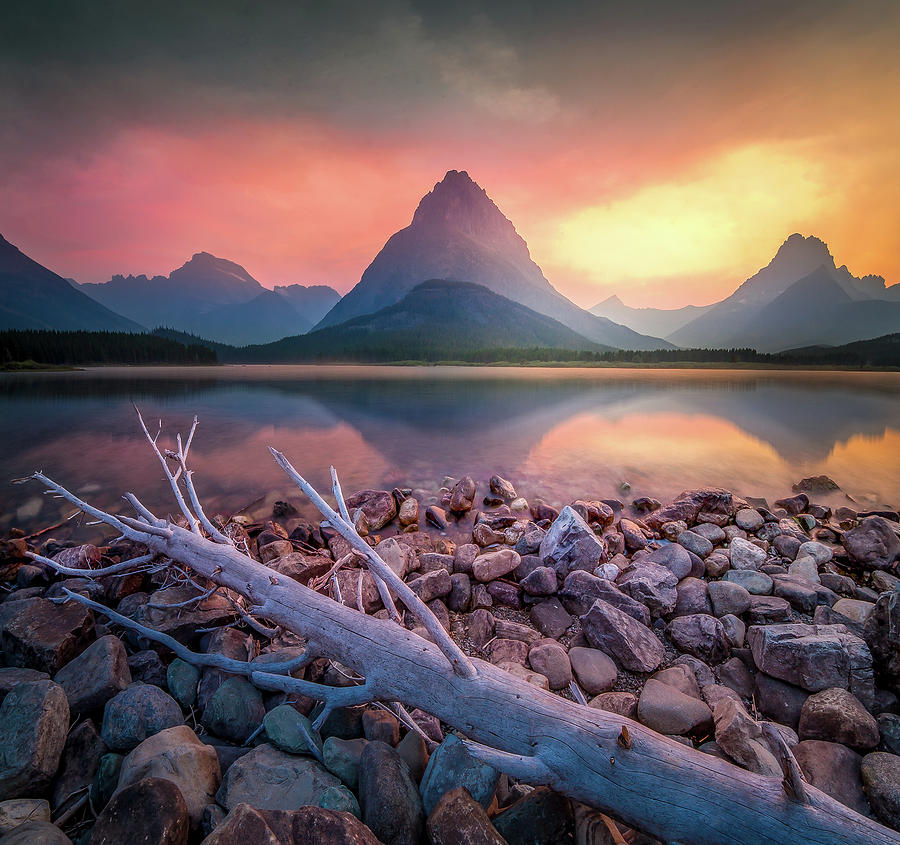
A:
[0,330,217,366]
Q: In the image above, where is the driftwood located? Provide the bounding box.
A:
[24,411,898,845]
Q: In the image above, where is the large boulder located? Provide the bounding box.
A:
[616,562,677,617]
[643,488,733,531]
[644,544,694,579]
[217,743,359,816]
[667,615,730,665]
[842,516,900,571]
[798,688,880,750]
[747,623,874,708]
[199,804,381,844]
[358,741,424,845]
[54,635,131,716]
[426,787,507,845]
[345,489,397,530]
[419,734,500,816]
[580,600,663,673]
[712,698,780,777]
[101,684,184,752]
[558,571,649,624]
[793,740,869,815]
[472,550,521,583]
[861,752,900,831]
[0,597,94,674]
[539,506,606,576]
[90,777,188,845]
[116,725,220,829]
[0,680,69,800]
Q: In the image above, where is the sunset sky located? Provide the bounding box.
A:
[1,1,898,308]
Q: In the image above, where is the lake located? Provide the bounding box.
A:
[2,366,899,537]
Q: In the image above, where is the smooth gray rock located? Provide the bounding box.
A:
[419,734,500,815]
[723,569,773,595]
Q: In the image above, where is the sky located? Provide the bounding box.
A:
[1,0,898,308]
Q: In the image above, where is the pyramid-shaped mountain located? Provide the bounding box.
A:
[316,170,672,350]
[0,234,143,332]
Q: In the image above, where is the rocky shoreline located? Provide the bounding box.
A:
[1,475,899,844]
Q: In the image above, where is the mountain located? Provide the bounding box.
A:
[238,279,606,362]
[315,170,671,350]
[779,333,900,367]
[669,234,898,349]
[0,234,143,332]
[590,295,713,337]
[273,284,341,327]
[80,252,265,329]
[185,290,313,346]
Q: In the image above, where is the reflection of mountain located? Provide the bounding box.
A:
[3,370,898,531]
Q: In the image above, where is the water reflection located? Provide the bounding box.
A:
[1,366,898,535]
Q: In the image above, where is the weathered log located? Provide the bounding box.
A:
[23,423,898,845]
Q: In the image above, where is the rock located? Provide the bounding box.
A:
[201,804,380,844]
[654,664,702,698]
[408,569,453,603]
[0,597,94,674]
[358,741,424,845]
[723,570,773,595]
[101,684,184,752]
[667,615,730,665]
[798,688,880,750]
[449,477,476,514]
[529,600,573,640]
[539,506,606,576]
[399,498,419,527]
[520,566,557,596]
[638,679,713,736]
[559,571,650,624]
[793,740,869,815]
[748,623,874,707]
[0,799,50,834]
[0,680,69,801]
[486,581,521,608]
[362,710,400,746]
[128,650,167,688]
[489,475,517,501]
[91,752,123,809]
[0,668,49,704]
[673,577,711,617]
[217,744,359,815]
[514,528,545,557]
[729,538,767,571]
[616,562,677,617]
[643,544,693,579]
[202,676,266,744]
[568,647,617,695]
[879,713,900,755]
[1,821,71,844]
[488,639,529,666]
[589,691,638,719]
[116,725,220,828]
[426,786,507,845]
[527,642,572,690]
[167,659,201,710]
[267,551,333,586]
[466,609,496,649]
[843,516,900,571]
[619,519,647,552]
[864,591,900,694]
[345,489,397,530]
[580,599,664,673]
[420,734,500,815]
[52,720,106,812]
[446,573,472,612]
[871,570,900,593]
[746,595,791,624]
[708,581,750,617]
[678,531,713,559]
[831,598,876,625]
[861,752,900,829]
[712,698,780,776]
[323,737,367,790]
[91,777,188,845]
[644,489,732,531]
[735,508,764,531]
[754,674,809,730]
[716,656,754,698]
[775,493,809,515]
[136,585,235,640]
[53,635,131,716]
[472,550,521,583]
[426,506,448,530]
[493,786,572,845]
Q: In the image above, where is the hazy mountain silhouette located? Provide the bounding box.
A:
[274,284,341,326]
[590,295,713,337]
[315,170,672,350]
[186,289,313,346]
[669,234,900,349]
[0,234,143,332]
[239,279,605,360]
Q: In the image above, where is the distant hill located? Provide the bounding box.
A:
[80,254,335,345]
[590,295,713,338]
[273,284,341,327]
[237,279,606,362]
[0,234,143,332]
[669,234,900,349]
[777,333,900,367]
[315,170,672,350]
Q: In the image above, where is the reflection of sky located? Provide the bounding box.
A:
[2,366,898,535]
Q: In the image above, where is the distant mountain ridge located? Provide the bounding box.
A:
[316,170,672,350]
[0,234,143,332]
[80,254,340,345]
[590,295,713,338]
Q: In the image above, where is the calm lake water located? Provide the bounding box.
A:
[2,366,899,536]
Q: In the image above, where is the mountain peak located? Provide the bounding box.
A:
[770,233,835,272]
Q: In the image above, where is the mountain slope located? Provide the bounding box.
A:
[669,234,894,348]
[80,252,265,329]
[185,290,313,346]
[239,279,606,361]
[273,284,341,326]
[590,295,713,337]
[0,234,143,332]
[315,170,671,350]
